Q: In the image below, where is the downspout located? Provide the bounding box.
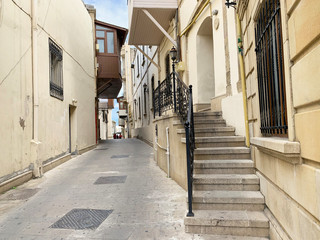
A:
[31,0,41,177]
[166,127,170,178]
[236,14,250,147]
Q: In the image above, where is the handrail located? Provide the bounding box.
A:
[152,71,195,217]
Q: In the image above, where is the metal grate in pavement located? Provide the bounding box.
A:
[111,155,129,159]
[50,208,113,230]
[94,147,109,151]
[5,188,40,200]
[94,176,127,184]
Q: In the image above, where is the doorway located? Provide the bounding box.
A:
[69,105,77,154]
[196,17,215,103]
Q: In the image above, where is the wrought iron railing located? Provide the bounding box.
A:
[153,71,195,217]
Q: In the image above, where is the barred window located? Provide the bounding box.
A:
[255,0,287,136]
[49,39,63,100]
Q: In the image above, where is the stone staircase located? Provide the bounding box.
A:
[179,111,270,239]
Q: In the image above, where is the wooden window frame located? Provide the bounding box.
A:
[96,25,117,56]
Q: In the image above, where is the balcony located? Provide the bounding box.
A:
[128,0,178,45]
[118,109,127,119]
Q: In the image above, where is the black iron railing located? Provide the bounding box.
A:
[153,71,195,217]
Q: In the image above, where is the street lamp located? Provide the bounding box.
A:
[169,46,177,62]
[169,46,178,112]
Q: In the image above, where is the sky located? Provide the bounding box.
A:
[83,0,128,125]
[83,0,128,28]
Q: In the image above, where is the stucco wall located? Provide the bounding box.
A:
[0,0,33,179]
[0,0,96,183]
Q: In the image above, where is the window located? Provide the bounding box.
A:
[96,24,116,54]
[136,56,140,77]
[49,39,63,100]
[138,97,141,119]
[144,88,147,116]
[255,0,287,135]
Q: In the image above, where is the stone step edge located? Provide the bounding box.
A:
[194,159,254,168]
[184,210,269,228]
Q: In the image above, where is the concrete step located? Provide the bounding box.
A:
[177,127,235,137]
[184,210,269,237]
[191,190,265,211]
[190,235,269,240]
[193,174,260,191]
[194,159,255,174]
[194,119,227,128]
[193,174,259,185]
[197,107,212,112]
[182,136,245,148]
[194,147,250,160]
[194,111,222,117]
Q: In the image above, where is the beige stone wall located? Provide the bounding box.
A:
[0,0,96,183]
[238,0,320,239]
[154,114,187,190]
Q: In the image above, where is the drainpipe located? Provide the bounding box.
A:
[31,0,42,177]
[236,14,250,147]
[166,127,170,178]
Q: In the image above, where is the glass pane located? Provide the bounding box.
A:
[107,32,114,53]
[96,30,104,38]
[96,25,112,30]
[97,39,105,53]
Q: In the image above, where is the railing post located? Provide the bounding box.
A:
[185,121,194,217]
[152,77,155,118]
[158,80,161,117]
[172,67,177,113]
[189,85,195,150]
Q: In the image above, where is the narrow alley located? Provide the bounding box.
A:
[0,139,212,240]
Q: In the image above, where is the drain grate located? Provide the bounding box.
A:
[111,155,129,159]
[95,147,109,151]
[50,208,113,230]
[5,188,40,200]
[94,176,127,184]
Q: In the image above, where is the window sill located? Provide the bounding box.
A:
[250,137,301,165]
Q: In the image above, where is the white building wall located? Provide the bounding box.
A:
[0,0,96,182]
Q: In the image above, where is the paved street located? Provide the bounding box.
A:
[0,139,210,240]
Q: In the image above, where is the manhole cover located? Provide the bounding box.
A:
[50,209,113,230]
[5,188,40,200]
[95,147,108,151]
[94,176,127,184]
[111,155,129,159]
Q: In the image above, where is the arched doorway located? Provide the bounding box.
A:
[197,17,214,103]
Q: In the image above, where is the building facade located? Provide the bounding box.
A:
[122,44,159,145]
[237,0,320,239]
[0,0,97,192]
[127,0,320,239]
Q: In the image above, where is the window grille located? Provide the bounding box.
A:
[49,39,63,100]
[255,0,287,135]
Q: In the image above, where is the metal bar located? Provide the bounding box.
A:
[142,9,177,48]
[173,68,177,112]
[158,80,161,116]
[185,122,194,217]
[134,45,161,70]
